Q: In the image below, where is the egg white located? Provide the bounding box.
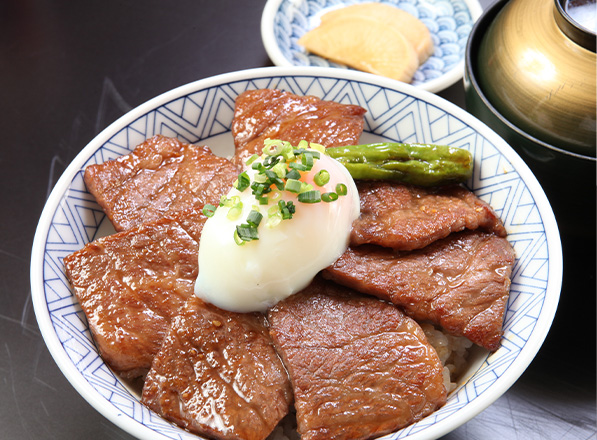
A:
[194,151,360,312]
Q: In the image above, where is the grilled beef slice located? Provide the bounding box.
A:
[324,231,516,351]
[231,89,366,167]
[142,296,292,440]
[268,277,447,440]
[63,207,206,379]
[84,135,239,231]
[352,182,507,250]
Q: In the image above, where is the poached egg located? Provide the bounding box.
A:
[194,141,360,312]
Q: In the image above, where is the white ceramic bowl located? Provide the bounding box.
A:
[261,0,483,93]
[31,66,561,440]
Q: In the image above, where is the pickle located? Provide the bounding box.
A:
[326,142,472,186]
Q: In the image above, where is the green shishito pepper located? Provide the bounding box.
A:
[326,142,472,186]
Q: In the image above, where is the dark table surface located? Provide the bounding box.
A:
[1,0,595,439]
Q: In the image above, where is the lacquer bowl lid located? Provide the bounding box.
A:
[477,0,596,156]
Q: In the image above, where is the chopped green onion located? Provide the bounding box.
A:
[233,229,245,246]
[230,140,351,245]
[246,210,263,227]
[236,172,250,192]
[253,172,268,183]
[251,181,271,196]
[270,191,281,202]
[245,154,259,166]
[298,190,321,204]
[252,162,265,172]
[263,154,281,169]
[226,202,243,220]
[271,162,287,179]
[264,169,277,180]
[281,207,292,219]
[264,170,285,190]
[336,183,348,196]
[278,200,295,219]
[285,169,301,180]
[285,178,302,193]
[267,205,282,228]
[300,182,313,193]
[289,162,308,171]
[307,150,321,159]
[220,195,240,207]
[202,204,216,217]
[314,170,330,186]
[274,179,286,191]
[309,143,325,154]
[322,192,338,202]
[302,152,314,169]
[282,148,295,162]
[263,139,285,156]
[236,224,259,242]
[267,212,282,228]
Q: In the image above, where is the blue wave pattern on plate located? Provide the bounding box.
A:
[273,0,475,86]
[42,75,547,440]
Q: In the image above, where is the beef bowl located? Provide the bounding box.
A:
[31,66,562,440]
[464,0,596,237]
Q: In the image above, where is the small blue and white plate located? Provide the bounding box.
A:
[31,66,561,440]
[261,0,483,93]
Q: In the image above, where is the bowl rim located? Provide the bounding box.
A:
[555,0,596,51]
[464,0,597,162]
[260,0,484,94]
[30,65,562,440]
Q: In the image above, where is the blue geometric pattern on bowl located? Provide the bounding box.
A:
[35,69,558,440]
[269,0,477,88]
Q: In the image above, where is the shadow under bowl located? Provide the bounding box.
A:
[464,0,596,238]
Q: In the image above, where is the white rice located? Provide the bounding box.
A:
[268,412,299,440]
[420,322,473,393]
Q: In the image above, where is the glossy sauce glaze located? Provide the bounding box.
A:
[351,181,507,250]
[84,135,240,231]
[142,296,292,440]
[231,89,366,167]
[325,230,515,351]
[268,277,447,440]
